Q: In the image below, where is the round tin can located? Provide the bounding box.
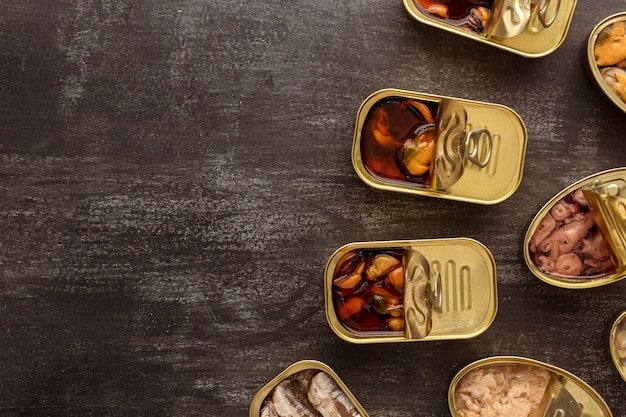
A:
[249,360,368,417]
[449,356,613,417]
[523,167,626,289]
[402,0,577,58]
[609,310,626,384]
[584,13,626,115]
[353,89,527,205]
[324,238,497,344]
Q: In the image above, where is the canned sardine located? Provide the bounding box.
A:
[249,360,368,417]
[585,13,626,115]
[610,311,626,384]
[524,168,626,288]
[352,89,527,205]
[402,0,577,57]
[449,356,613,417]
[324,238,497,344]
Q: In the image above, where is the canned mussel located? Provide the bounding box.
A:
[585,13,626,115]
[402,0,577,57]
[249,360,368,417]
[524,168,626,288]
[449,356,613,417]
[610,310,626,384]
[324,238,497,343]
[352,89,527,204]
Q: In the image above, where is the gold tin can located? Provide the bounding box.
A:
[524,167,626,289]
[324,238,497,344]
[584,13,626,115]
[402,0,577,58]
[352,89,527,205]
[609,310,626,384]
[249,360,368,417]
[449,356,613,417]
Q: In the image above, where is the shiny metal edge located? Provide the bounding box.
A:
[323,238,497,344]
[249,360,369,417]
[523,167,626,289]
[447,356,614,417]
[352,88,527,205]
[401,0,577,58]
[609,310,626,384]
[585,13,626,115]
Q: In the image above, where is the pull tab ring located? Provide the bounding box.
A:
[537,0,560,28]
[464,128,492,168]
[431,271,442,313]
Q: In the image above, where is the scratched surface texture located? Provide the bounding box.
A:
[1,0,626,416]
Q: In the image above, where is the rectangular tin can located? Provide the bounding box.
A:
[402,0,577,57]
[353,88,527,204]
[449,356,613,417]
[523,167,626,289]
[249,360,368,417]
[324,238,497,344]
[584,12,626,115]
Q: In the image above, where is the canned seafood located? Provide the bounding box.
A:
[402,0,577,57]
[449,356,613,417]
[324,238,497,344]
[584,12,626,115]
[610,310,626,384]
[352,89,527,204]
[524,167,626,288]
[249,360,368,417]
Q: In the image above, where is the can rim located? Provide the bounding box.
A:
[609,310,626,384]
[586,12,626,115]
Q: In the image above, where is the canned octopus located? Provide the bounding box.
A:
[260,370,361,417]
[527,188,617,278]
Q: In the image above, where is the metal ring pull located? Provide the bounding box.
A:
[464,128,492,168]
[537,0,560,28]
[431,271,442,313]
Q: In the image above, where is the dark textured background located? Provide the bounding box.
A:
[1,1,625,416]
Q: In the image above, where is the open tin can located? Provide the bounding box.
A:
[324,238,497,344]
[524,167,626,288]
[249,360,368,417]
[402,0,577,57]
[609,310,626,384]
[352,89,527,205]
[584,12,626,115]
[449,356,613,417]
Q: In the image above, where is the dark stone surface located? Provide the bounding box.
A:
[1,1,625,416]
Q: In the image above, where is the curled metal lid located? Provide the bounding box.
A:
[483,0,560,38]
[432,99,492,190]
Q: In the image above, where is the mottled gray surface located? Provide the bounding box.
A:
[1,1,625,416]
